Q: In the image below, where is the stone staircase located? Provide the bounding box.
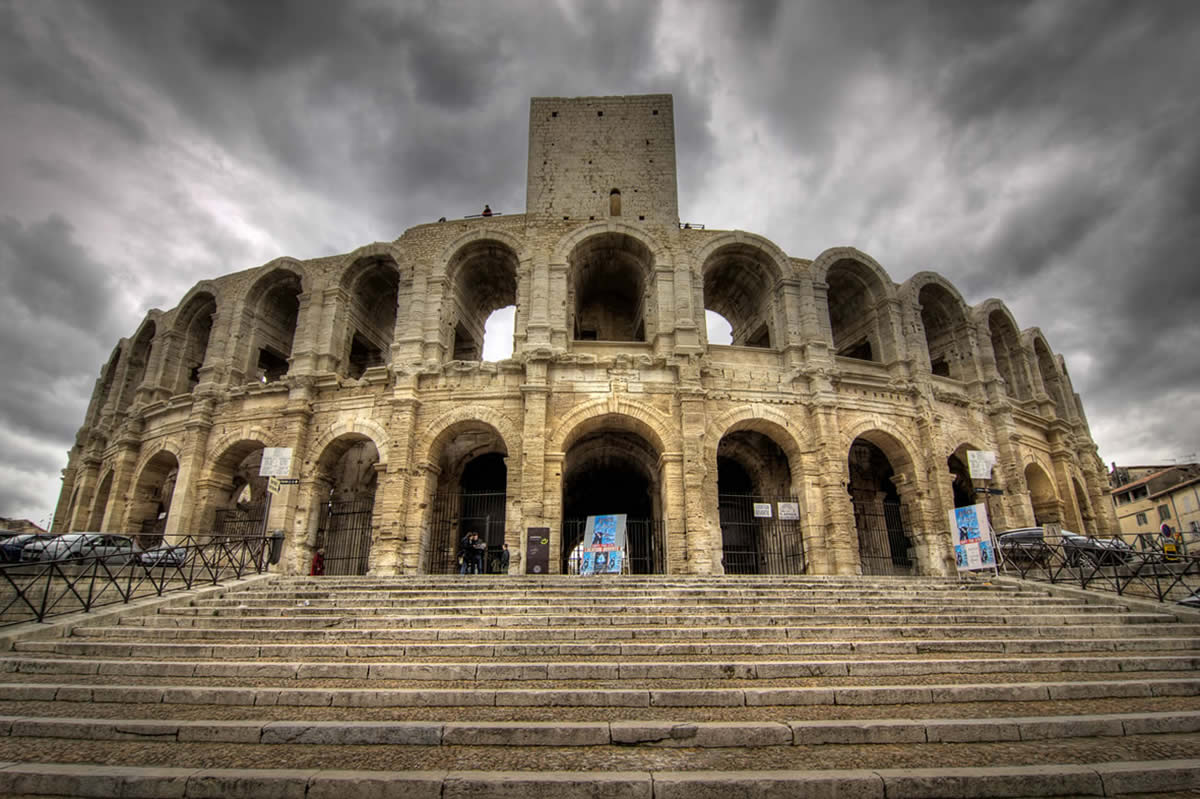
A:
[0,574,1198,797]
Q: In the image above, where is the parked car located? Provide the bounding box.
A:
[23,533,137,564]
[1,533,57,562]
[997,527,1136,567]
[137,545,189,567]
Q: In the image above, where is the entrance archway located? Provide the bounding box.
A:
[130,450,180,547]
[1024,462,1059,526]
[848,437,915,575]
[312,436,379,575]
[204,442,269,538]
[425,423,508,574]
[561,427,664,574]
[716,428,805,574]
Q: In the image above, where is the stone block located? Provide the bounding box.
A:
[834,686,932,705]
[878,764,1102,798]
[1120,712,1200,734]
[177,721,264,743]
[442,770,651,799]
[476,663,548,680]
[930,683,1049,703]
[261,721,442,745]
[650,689,744,707]
[1016,716,1124,740]
[744,688,835,706]
[441,722,609,746]
[546,663,620,679]
[791,720,926,745]
[369,663,476,681]
[307,770,446,799]
[298,663,369,679]
[1095,759,1200,794]
[923,719,1022,743]
[651,770,884,799]
[185,768,319,799]
[0,763,193,798]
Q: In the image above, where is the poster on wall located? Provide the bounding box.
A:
[951,503,997,572]
[579,514,626,575]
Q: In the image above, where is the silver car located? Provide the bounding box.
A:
[24,533,137,564]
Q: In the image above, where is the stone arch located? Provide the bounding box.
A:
[239,264,304,383]
[1024,459,1061,525]
[548,397,680,456]
[811,247,900,363]
[839,420,921,474]
[169,288,218,395]
[339,242,409,276]
[903,272,976,381]
[417,407,519,465]
[696,232,791,349]
[86,468,116,531]
[128,444,182,543]
[305,418,391,471]
[1025,329,1071,415]
[550,221,671,269]
[975,299,1032,401]
[438,228,530,272]
[199,433,274,534]
[337,249,403,378]
[307,432,383,576]
[845,426,923,575]
[1070,473,1094,535]
[439,235,523,361]
[116,315,160,411]
[704,405,808,465]
[87,347,123,427]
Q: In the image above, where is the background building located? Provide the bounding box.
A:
[52,95,1117,576]
[1110,463,1200,536]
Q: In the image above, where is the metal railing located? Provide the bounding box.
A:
[0,535,270,627]
[997,532,1199,604]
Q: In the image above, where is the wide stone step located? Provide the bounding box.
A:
[18,636,1200,660]
[4,710,1199,747]
[3,677,1198,710]
[123,611,1178,628]
[5,654,1198,681]
[0,759,1196,798]
[67,622,1200,644]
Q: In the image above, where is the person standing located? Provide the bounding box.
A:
[310,548,325,576]
[499,543,510,574]
[459,532,473,575]
[470,532,488,574]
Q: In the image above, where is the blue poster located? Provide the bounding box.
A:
[580,514,626,575]
[950,503,996,572]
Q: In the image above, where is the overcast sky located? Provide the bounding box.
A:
[2,0,1198,526]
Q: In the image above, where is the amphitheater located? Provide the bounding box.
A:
[52,94,1117,577]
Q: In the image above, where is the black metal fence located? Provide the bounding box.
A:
[561,518,664,575]
[426,490,507,574]
[997,532,1200,604]
[853,498,915,576]
[0,534,270,627]
[718,493,806,575]
[318,498,374,576]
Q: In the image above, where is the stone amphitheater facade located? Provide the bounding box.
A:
[51,94,1117,577]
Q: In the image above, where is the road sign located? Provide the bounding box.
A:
[267,476,281,495]
[259,447,293,477]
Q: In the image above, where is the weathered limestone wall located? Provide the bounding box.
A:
[52,95,1117,579]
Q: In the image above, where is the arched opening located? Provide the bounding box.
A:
[425,424,508,574]
[87,472,114,531]
[341,258,400,379]
[947,446,978,508]
[1034,338,1068,414]
[561,420,665,574]
[247,271,301,383]
[702,244,778,349]
[705,310,733,345]
[448,241,519,361]
[205,442,268,537]
[919,284,969,380]
[481,306,516,361]
[129,451,180,547]
[312,436,379,575]
[609,188,621,217]
[848,437,914,575]
[988,310,1030,400]
[1024,462,1059,527]
[568,232,651,342]
[827,260,884,362]
[717,427,805,574]
[118,322,156,411]
[172,293,216,394]
[1071,477,1092,535]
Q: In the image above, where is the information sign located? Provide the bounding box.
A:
[950,503,997,572]
[752,503,773,518]
[259,447,293,477]
[525,528,550,574]
[777,502,800,521]
[966,450,997,480]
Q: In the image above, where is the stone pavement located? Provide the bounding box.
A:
[0,574,1197,796]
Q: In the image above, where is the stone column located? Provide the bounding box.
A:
[165,399,215,539]
[286,291,319,377]
[369,393,420,574]
[677,388,711,573]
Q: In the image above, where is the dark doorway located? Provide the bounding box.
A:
[428,452,507,574]
[716,431,806,575]
[849,438,914,575]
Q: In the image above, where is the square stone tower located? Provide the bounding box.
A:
[525,95,679,228]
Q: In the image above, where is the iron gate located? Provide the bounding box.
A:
[427,491,506,574]
[318,498,374,576]
[853,497,915,576]
[561,518,664,574]
[719,494,807,575]
[213,502,267,538]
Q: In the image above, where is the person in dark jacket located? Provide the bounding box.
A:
[470,532,487,574]
[310,548,325,576]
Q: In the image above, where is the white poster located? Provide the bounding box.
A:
[778,502,800,521]
[753,503,773,518]
[950,503,996,572]
[966,450,997,480]
[259,447,294,477]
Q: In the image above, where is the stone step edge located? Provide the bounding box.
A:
[4,710,1200,747]
[30,637,1200,657]
[2,677,1196,708]
[0,760,1196,798]
[4,654,1199,681]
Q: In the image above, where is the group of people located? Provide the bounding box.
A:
[459,531,509,574]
